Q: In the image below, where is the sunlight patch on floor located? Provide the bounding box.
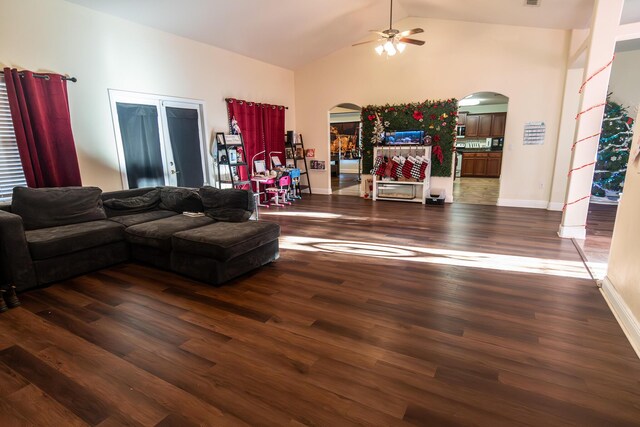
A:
[259,211,343,219]
[280,236,599,280]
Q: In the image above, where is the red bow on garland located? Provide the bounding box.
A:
[432,145,444,165]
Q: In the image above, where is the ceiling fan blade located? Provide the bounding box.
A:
[399,28,424,37]
[399,37,425,46]
[352,39,383,47]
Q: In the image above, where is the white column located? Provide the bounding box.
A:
[558,0,625,239]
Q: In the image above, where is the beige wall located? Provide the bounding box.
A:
[609,49,640,116]
[0,0,295,191]
[295,17,569,202]
[606,109,640,334]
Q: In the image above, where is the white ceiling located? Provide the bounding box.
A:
[66,0,597,69]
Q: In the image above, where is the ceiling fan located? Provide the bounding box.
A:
[353,0,425,56]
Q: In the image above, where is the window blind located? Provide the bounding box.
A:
[0,76,27,201]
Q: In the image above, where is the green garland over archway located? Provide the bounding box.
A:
[361,99,458,177]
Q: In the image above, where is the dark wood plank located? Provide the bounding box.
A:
[0,345,110,425]
[0,196,637,426]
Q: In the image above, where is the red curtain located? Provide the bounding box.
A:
[226,99,264,185]
[263,104,286,167]
[226,98,286,177]
[3,68,81,187]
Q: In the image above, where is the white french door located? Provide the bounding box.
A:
[108,90,210,189]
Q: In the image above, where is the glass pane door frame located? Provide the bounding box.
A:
[108,89,211,189]
[161,100,208,187]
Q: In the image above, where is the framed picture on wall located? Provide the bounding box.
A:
[310,160,325,170]
[285,147,294,159]
[305,148,315,158]
[295,147,304,159]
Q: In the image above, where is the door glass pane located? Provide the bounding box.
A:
[165,106,204,187]
[116,103,164,188]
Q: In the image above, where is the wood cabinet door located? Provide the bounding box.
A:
[457,112,468,126]
[486,153,502,177]
[491,113,506,137]
[478,114,493,137]
[465,115,479,137]
[473,156,487,176]
[461,155,475,177]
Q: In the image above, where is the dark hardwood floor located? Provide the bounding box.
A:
[1,195,639,426]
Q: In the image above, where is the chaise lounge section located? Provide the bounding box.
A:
[0,185,280,292]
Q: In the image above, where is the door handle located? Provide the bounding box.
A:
[171,170,180,174]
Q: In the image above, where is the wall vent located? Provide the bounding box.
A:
[525,0,540,6]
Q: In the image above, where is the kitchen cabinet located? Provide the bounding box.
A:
[486,152,503,177]
[491,113,506,137]
[465,115,480,137]
[461,153,477,176]
[461,151,502,178]
[478,114,493,137]
[457,112,468,126]
[463,113,507,138]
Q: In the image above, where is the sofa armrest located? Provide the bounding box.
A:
[0,210,37,291]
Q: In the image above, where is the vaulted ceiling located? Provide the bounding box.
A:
[66,0,599,69]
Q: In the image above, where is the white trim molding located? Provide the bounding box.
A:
[558,224,586,239]
[547,201,564,211]
[601,276,640,359]
[497,198,549,209]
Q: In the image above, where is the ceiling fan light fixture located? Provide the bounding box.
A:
[397,42,406,53]
[384,40,396,55]
[375,44,384,55]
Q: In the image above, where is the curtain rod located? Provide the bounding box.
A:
[225,97,287,109]
[18,72,77,82]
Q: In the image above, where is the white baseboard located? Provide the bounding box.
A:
[547,201,564,211]
[313,187,332,195]
[497,198,549,209]
[558,224,586,239]
[600,276,640,359]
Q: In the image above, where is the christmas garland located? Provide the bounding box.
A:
[361,99,458,177]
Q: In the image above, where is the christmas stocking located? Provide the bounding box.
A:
[418,159,429,180]
[371,156,384,176]
[401,158,414,178]
[410,159,423,180]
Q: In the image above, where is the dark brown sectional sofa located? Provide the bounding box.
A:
[0,186,280,292]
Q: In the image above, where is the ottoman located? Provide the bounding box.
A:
[170,220,280,285]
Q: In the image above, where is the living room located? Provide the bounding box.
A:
[1,0,640,425]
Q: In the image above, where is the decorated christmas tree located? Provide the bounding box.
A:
[591,95,634,202]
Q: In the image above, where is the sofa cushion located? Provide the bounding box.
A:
[159,187,203,213]
[108,210,177,227]
[103,189,161,216]
[12,186,107,230]
[172,221,280,261]
[199,186,255,222]
[25,220,125,260]
[125,214,214,251]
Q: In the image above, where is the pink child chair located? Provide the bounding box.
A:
[266,175,291,206]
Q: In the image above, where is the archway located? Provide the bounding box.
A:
[329,103,362,196]
[454,91,509,205]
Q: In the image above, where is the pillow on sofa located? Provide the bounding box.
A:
[199,186,255,222]
[158,187,203,213]
[103,189,161,213]
[12,186,107,230]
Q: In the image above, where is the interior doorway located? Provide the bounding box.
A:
[575,40,638,279]
[453,92,508,205]
[329,103,362,196]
